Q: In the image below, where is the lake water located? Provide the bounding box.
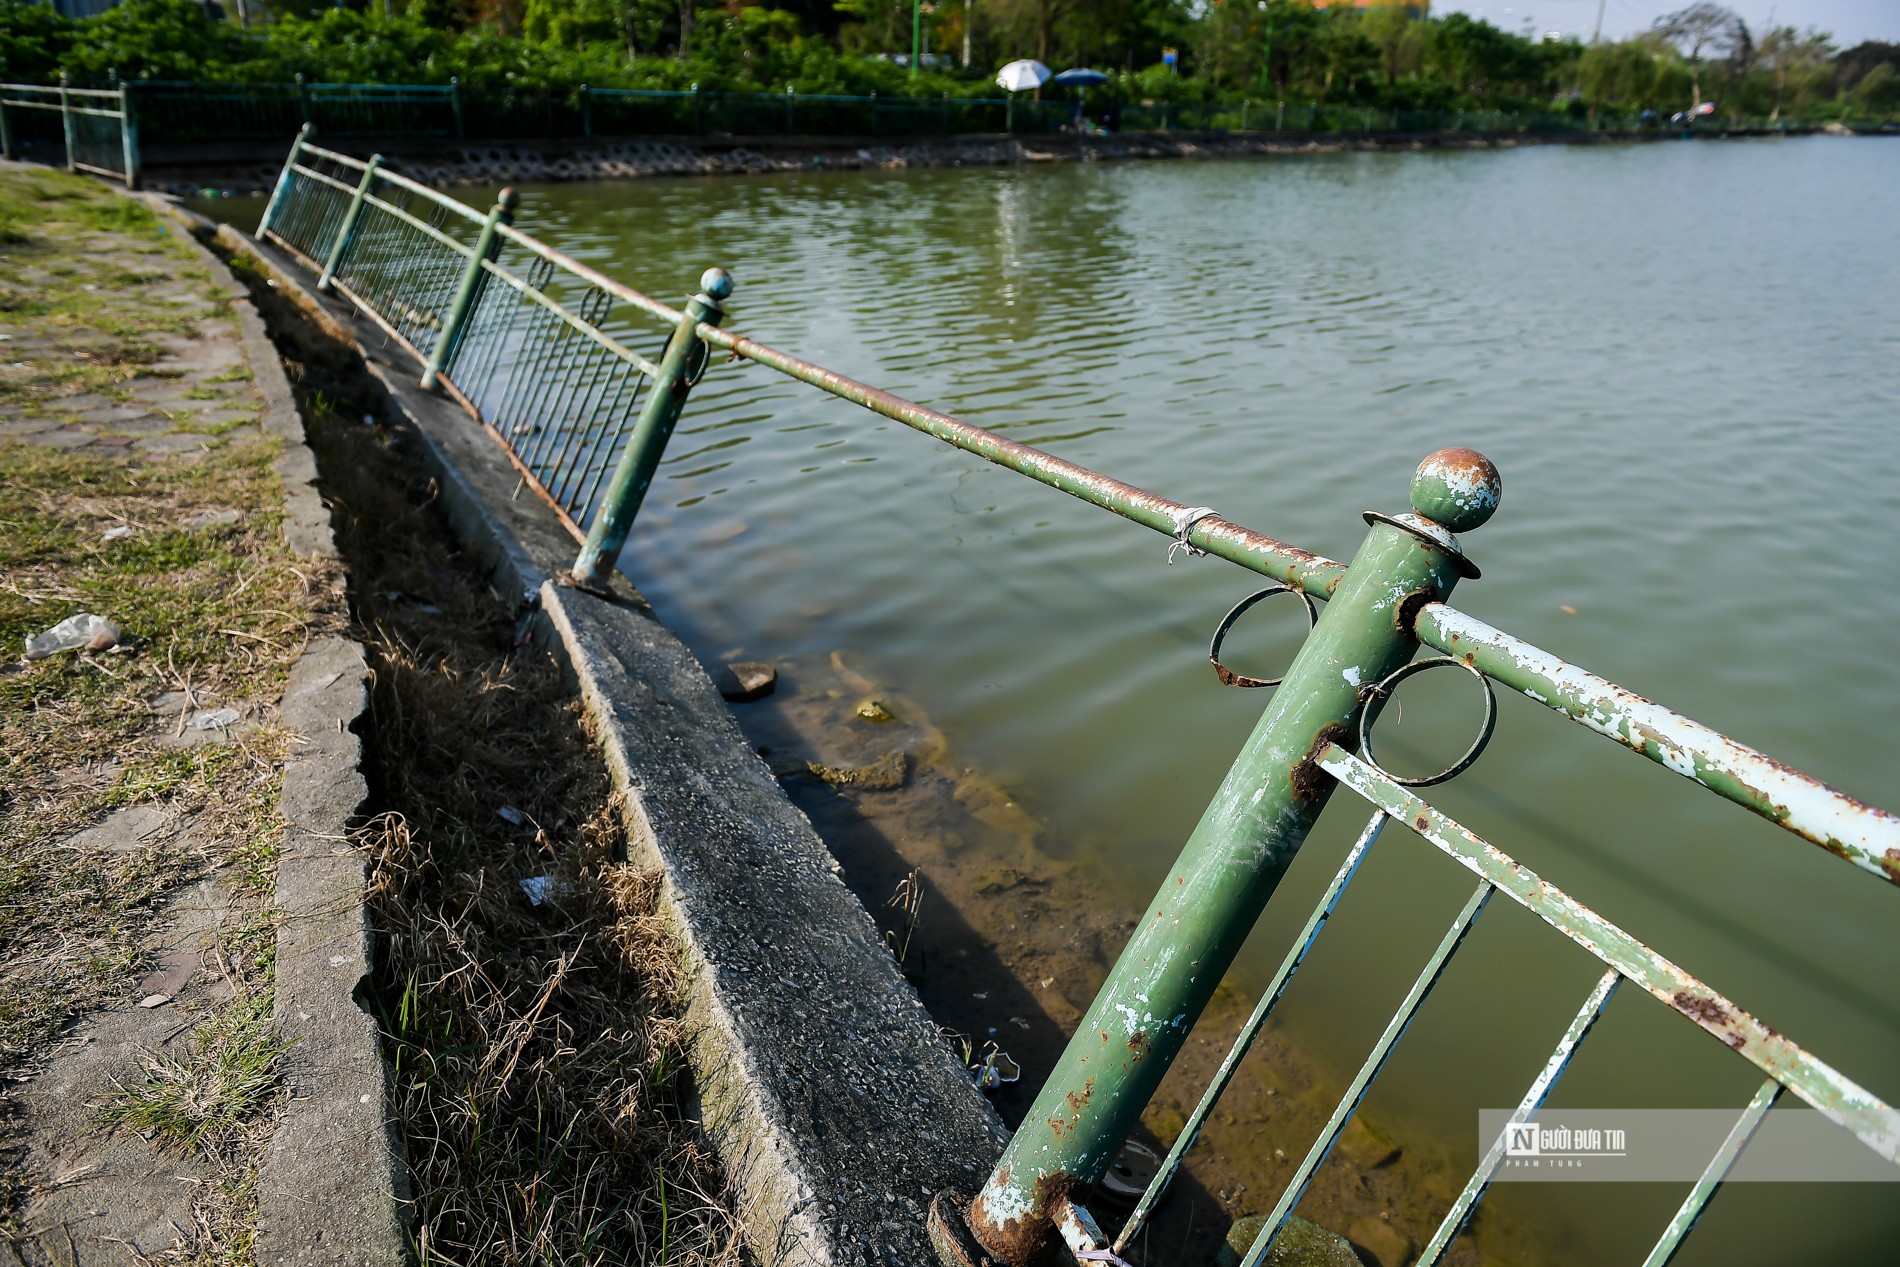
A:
[216,136,1900,1263]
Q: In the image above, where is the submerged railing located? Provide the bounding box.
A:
[0,75,139,187]
[251,132,1900,1267]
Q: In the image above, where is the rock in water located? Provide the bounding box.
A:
[715,660,777,702]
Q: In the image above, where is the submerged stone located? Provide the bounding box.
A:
[715,660,777,702]
[806,751,908,790]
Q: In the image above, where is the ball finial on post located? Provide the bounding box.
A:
[497,187,520,212]
[699,267,734,303]
[1411,447,1501,533]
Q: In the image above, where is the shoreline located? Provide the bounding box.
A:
[127,120,1875,196]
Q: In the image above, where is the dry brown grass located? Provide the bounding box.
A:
[240,263,744,1267]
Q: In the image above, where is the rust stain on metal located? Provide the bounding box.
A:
[1127,1031,1150,1060]
[1395,586,1439,636]
[969,1170,1076,1267]
[1291,722,1352,806]
[1884,849,1900,884]
[1672,991,1745,1048]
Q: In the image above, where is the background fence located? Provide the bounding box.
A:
[0,78,137,186]
[11,76,1890,148]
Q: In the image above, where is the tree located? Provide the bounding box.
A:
[1651,2,1748,112]
[1754,25,1833,121]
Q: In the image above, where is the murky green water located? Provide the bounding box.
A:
[217,136,1900,1263]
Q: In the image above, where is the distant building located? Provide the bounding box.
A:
[46,0,121,16]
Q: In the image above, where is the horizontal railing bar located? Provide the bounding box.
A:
[0,99,64,111]
[288,163,359,196]
[695,323,1351,597]
[373,167,488,225]
[1114,809,1388,1254]
[72,163,126,179]
[477,257,664,378]
[358,190,477,255]
[296,141,371,171]
[1318,744,1900,1162]
[1641,1078,1782,1267]
[1414,602,1900,885]
[1417,967,1621,1267]
[64,106,124,120]
[491,223,684,328]
[0,84,120,99]
[1242,880,1495,1267]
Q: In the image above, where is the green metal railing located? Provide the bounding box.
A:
[0,75,139,187]
[250,134,1900,1267]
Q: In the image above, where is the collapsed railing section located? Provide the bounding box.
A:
[0,75,139,188]
[257,126,728,582]
[253,135,1900,1267]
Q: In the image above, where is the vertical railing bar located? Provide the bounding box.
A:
[257,123,313,240]
[1240,880,1495,1267]
[565,354,641,516]
[1112,810,1391,1254]
[517,321,591,476]
[573,368,647,525]
[317,152,382,293]
[1415,966,1623,1267]
[525,292,613,473]
[547,341,619,509]
[508,292,587,471]
[451,285,515,417]
[489,276,568,444]
[422,188,513,390]
[1639,1078,1783,1267]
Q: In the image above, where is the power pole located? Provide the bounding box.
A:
[1591,0,1605,44]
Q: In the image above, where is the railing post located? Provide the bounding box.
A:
[1276,98,1284,131]
[692,82,703,133]
[420,186,518,391]
[317,153,382,294]
[581,84,592,137]
[59,73,76,173]
[258,122,313,240]
[571,268,733,587]
[934,450,1503,1267]
[450,76,464,138]
[118,80,140,190]
[0,93,14,162]
[870,90,879,134]
[786,84,795,133]
[295,73,310,126]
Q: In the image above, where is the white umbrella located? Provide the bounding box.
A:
[995,60,1051,93]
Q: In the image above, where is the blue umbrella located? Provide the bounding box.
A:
[1050,68,1108,87]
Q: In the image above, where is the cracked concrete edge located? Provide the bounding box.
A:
[216,225,1012,1267]
[132,192,411,1265]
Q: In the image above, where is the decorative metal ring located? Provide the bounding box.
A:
[1207,585,1319,688]
[1358,656,1497,787]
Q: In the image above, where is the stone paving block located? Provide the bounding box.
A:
[133,433,217,454]
[14,429,92,448]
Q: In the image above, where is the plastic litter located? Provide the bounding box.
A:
[25,614,121,659]
[189,707,241,730]
[184,508,241,528]
[519,875,554,905]
[497,805,526,826]
[975,1047,1021,1091]
[102,525,135,541]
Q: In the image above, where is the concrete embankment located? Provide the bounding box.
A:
[140,122,1842,196]
[208,214,1014,1266]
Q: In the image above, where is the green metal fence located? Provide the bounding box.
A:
[18,76,1879,147]
[250,134,1900,1267]
[0,76,139,187]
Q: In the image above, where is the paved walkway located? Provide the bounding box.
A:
[0,165,333,1264]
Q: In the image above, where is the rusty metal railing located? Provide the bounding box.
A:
[250,135,1900,1267]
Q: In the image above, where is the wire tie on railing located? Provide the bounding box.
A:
[1166,505,1222,564]
[1075,1250,1137,1266]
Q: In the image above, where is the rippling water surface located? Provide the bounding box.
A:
[230,137,1900,1263]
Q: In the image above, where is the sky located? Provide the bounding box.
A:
[1430,0,1898,47]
